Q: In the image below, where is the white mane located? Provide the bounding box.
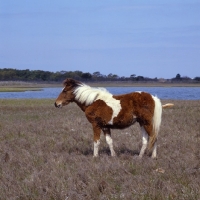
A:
[73,84,113,106]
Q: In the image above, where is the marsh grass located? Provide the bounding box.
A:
[0,81,45,92]
[0,88,42,92]
[0,99,199,199]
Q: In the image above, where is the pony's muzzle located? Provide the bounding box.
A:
[54,102,62,108]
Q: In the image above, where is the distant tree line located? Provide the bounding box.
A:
[0,68,199,83]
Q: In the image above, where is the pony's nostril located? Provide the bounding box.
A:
[54,102,58,107]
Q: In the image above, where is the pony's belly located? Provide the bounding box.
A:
[106,117,137,129]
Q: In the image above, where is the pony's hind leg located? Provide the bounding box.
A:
[93,125,101,157]
[139,126,149,158]
[151,140,157,159]
[102,128,116,156]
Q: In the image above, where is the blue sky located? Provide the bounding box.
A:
[0,0,200,79]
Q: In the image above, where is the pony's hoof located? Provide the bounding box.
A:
[111,152,116,157]
[138,155,143,159]
[133,155,141,160]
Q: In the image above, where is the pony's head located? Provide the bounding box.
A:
[54,78,81,108]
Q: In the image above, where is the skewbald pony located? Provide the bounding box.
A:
[55,78,174,158]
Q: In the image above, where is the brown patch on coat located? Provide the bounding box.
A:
[85,100,113,127]
[113,92,155,136]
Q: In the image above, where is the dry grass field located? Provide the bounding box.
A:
[0,99,199,199]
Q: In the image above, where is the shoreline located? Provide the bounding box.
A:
[1,85,200,92]
[0,81,200,92]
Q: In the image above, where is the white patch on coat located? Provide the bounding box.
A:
[139,126,149,157]
[151,142,157,158]
[105,134,116,156]
[62,87,65,92]
[93,140,100,157]
[105,99,121,124]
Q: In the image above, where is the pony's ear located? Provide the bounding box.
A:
[63,78,81,87]
[63,78,70,85]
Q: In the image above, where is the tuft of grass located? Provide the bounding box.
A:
[0,99,199,199]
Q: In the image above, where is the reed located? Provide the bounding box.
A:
[0,99,199,199]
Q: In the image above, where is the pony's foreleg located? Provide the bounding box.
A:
[93,125,101,157]
[94,140,100,157]
[139,126,149,158]
[102,128,116,156]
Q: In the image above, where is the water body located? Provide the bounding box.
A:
[0,87,200,100]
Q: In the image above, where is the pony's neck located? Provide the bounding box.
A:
[74,100,87,112]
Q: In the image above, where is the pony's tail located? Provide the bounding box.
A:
[148,96,162,150]
[162,103,174,108]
